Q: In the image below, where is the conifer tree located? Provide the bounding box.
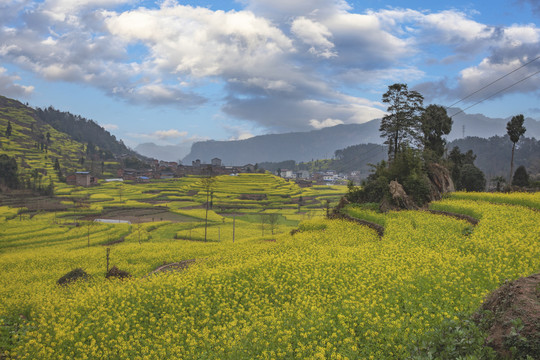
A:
[380,83,424,161]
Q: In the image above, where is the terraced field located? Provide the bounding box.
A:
[1,183,538,359]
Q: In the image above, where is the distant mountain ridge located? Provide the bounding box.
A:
[183,120,382,165]
[142,110,540,165]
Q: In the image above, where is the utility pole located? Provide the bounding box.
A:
[201,176,215,242]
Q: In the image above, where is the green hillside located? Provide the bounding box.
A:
[0,95,122,184]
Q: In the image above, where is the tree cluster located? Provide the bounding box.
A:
[347,83,488,208]
[448,147,485,191]
[35,106,131,158]
[0,154,54,195]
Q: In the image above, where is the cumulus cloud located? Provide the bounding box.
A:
[1,0,539,132]
[240,0,351,21]
[130,129,189,141]
[113,83,207,106]
[309,118,344,129]
[102,123,118,131]
[291,17,336,58]
[221,123,256,141]
[416,22,540,103]
[0,67,34,97]
[104,4,294,78]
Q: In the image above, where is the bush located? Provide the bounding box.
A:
[346,146,437,207]
[460,164,486,191]
[403,174,431,206]
[512,165,529,187]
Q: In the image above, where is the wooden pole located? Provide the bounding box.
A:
[106,248,110,273]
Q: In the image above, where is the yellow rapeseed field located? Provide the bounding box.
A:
[1,185,539,359]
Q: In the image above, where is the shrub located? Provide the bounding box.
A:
[460,164,486,191]
[512,165,529,187]
[403,173,431,206]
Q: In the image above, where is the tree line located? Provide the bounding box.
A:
[35,106,130,158]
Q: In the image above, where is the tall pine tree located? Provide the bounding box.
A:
[380,83,424,161]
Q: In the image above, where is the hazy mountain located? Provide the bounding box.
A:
[446,108,540,141]
[135,142,192,162]
[448,136,540,179]
[134,109,540,165]
[183,120,382,165]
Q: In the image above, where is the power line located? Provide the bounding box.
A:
[446,55,540,110]
[449,68,540,118]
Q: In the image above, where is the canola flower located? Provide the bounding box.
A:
[449,191,540,210]
[0,193,537,359]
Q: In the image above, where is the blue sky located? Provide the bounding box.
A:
[1,0,540,154]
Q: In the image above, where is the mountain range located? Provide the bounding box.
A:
[135,109,540,164]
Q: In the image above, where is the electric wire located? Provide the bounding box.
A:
[445,55,540,110]
[449,68,540,118]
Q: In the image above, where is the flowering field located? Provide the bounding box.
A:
[1,184,539,358]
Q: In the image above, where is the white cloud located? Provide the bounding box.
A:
[102,123,118,130]
[421,10,492,43]
[116,83,207,106]
[130,129,189,141]
[153,129,189,140]
[0,67,34,97]
[40,0,134,21]
[291,16,336,58]
[1,0,539,132]
[309,118,343,129]
[240,0,351,21]
[229,131,255,140]
[104,5,294,78]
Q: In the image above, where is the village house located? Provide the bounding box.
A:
[66,171,98,187]
[296,170,310,179]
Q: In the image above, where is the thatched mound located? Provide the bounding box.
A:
[474,273,540,359]
[57,268,90,286]
[105,266,131,280]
